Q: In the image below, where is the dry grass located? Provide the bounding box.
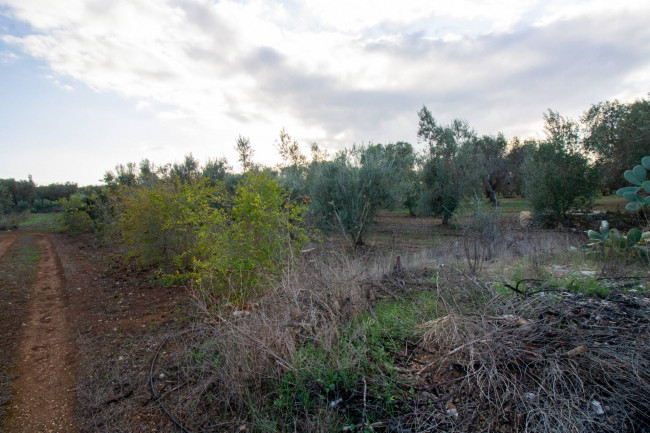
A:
[151,249,396,432]
[141,220,648,432]
[414,268,650,433]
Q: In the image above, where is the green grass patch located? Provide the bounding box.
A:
[18,212,63,231]
[264,291,437,431]
[362,290,438,346]
[497,197,531,215]
[593,194,627,211]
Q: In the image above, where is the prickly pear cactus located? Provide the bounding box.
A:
[586,156,650,263]
[617,156,650,211]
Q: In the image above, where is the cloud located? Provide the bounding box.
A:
[1,0,649,163]
[0,49,17,63]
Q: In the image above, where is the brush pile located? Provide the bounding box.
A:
[404,271,650,433]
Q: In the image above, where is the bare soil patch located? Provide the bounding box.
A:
[0,234,39,424]
[50,233,192,432]
[3,234,77,433]
[0,233,17,261]
[0,232,191,432]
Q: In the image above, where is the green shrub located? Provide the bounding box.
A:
[114,177,227,271]
[60,194,95,233]
[194,171,307,300]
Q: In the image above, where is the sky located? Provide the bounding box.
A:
[1,0,649,186]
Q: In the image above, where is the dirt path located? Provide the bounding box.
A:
[3,234,77,433]
[0,234,17,261]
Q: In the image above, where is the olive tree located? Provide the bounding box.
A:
[417,106,479,224]
[582,97,650,194]
[307,145,395,247]
[523,110,598,224]
[470,133,510,206]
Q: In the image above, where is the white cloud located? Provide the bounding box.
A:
[1,0,649,174]
[295,0,537,34]
[0,49,18,63]
[534,0,650,27]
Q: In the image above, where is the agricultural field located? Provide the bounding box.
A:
[0,202,648,432]
[3,2,650,431]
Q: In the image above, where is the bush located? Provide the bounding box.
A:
[114,178,227,272]
[112,171,306,300]
[60,194,95,233]
[194,171,307,301]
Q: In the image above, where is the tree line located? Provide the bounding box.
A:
[0,176,78,214]
[56,95,648,248]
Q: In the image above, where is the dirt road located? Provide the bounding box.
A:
[0,230,189,432]
[2,234,77,432]
[0,234,16,261]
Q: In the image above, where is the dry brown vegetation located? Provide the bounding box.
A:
[139,218,649,432]
[1,210,648,433]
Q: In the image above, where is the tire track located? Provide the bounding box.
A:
[0,234,17,262]
[3,234,77,433]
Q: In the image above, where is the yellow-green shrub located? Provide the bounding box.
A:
[194,171,308,300]
[60,193,95,233]
[115,178,227,271]
[113,172,307,301]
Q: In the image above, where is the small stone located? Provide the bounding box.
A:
[591,400,605,415]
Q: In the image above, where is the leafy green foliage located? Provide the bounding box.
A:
[365,142,419,215]
[470,133,510,205]
[587,156,650,266]
[583,97,650,193]
[104,162,137,187]
[587,221,649,262]
[307,145,395,246]
[505,138,536,197]
[0,177,72,214]
[417,106,480,224]
[523,111,598,224]
[109,166,306,300]
[194,171,308,300]
[276,128,310,199]
[0,184,13,215]
[114,178,227,271]
[235,135,255,172]
[202,157,230,185]
[60,193,96,233]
